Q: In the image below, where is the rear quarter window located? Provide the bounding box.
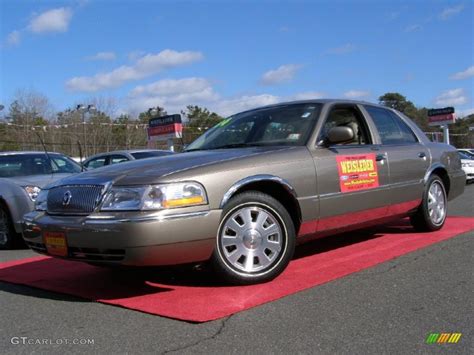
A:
[365,106,418,145]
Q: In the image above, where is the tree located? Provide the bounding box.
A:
[5,89,54,150]
[378,93,416,113]
[138,106,167,123]
[378,92,432,131]
[182,105,223,130]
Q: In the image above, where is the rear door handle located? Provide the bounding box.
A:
[418,152,426,158]
[376,154,386,161]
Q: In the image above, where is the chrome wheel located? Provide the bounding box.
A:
[427,181,446,225]
[219,206,284,273]
[0,208,10,246]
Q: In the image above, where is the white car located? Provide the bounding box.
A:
[458,151,474,183]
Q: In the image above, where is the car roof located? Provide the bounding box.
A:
[0,151,65,156]
[84,149,173,161]
[231,99,384,116]
[104,149,172,154]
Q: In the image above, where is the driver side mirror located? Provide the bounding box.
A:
[326,126,354,145]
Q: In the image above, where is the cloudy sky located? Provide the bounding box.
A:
[0,0,473,117]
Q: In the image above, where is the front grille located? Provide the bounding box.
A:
[47,185,105,215]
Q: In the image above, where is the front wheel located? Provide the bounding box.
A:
[212,191,296,285]
[0,204,16,250]
[410,175,447,232]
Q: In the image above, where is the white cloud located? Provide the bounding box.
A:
[127,77,219,114]
[260,64,302,85]
[457,108,474,118]
[439,4,464,20]
[434,88,468,106]
[450,66,474,80]
[212,94,281,116]
[6,30,21,46]
[85,51,117,61]
[343,90,371,99]
[324,43,356,55]
[28,7,73,33]
[126,75,327,117]
[128,50,146,61]
[66,49,204,92]
[289,91,326,100]
[404,24,422,32]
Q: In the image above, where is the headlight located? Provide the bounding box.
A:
[100,182,207,211]
[24,186,41,201]
[35,189,48,211]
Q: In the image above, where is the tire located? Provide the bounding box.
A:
[0,203,17,250]
[410,175,447,232]
[212,191,296,285]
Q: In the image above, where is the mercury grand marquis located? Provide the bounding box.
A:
[23,100,465,284]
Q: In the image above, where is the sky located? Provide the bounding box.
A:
[0,0,473,118]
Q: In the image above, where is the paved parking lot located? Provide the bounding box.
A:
[1,185,472,354]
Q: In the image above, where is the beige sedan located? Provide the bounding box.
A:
[23,100,465,284]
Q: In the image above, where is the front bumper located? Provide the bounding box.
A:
[461,167,474,181]
[22,209,222,266]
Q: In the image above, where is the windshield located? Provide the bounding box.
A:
[131,151,174,159]
[185,103,322,151]
[0,153,82,178]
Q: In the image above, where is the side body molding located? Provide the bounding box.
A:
[219,174,297,209]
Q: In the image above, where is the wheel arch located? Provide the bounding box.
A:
[219,175,302,233]
[424,164,450,196]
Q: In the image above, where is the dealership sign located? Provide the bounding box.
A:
[147,114,183,141]
[428,107,456,126]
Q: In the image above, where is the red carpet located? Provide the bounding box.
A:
[0,216,473,322]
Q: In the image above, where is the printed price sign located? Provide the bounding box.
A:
[336,154,379,193]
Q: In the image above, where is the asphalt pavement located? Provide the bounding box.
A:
[1,185,473,354]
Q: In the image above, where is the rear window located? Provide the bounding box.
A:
[365,106,418,145]
[131,151,173,159]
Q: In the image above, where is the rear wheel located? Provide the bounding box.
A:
[0,204,16,250]
[410,175,447,232]
[212,191,296,284]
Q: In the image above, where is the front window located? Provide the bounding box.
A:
[0,154,81,177]
[185,103,322,151]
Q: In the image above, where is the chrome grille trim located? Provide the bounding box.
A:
[47,184,105,215]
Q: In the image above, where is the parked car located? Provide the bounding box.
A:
[83,149,175,170]
[23,100,465,284]
[458,151,474,183]
[0,151,82,249]
[457,148,474,159]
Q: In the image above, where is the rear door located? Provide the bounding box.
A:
[362,105,429,214]
[311,104,391,232]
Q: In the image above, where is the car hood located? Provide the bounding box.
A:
[50,146,297,187]
[4,173,74,188]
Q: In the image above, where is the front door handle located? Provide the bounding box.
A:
[418,152,426,158]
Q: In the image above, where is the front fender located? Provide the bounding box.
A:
[0,180,34,234]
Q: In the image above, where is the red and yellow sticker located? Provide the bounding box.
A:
[336,154,379,193]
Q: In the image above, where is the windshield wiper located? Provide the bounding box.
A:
[208,142,271,149]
